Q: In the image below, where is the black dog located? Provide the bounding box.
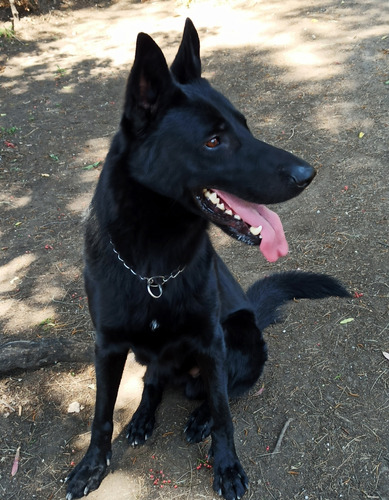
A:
[65,19,349,500]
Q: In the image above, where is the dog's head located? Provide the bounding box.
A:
[121,19,316,262]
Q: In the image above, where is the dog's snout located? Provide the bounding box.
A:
[289,164,316,189]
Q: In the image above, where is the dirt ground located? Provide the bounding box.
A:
[0,0,388,499]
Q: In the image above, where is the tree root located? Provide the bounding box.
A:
[0,338,94,374]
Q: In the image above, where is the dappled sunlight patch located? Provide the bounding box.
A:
[314,101,376,136]
[0,297,56,333]
[0,253,72,333]
[1,194,32,210]
[115,354,145,414]
[31,282,67,306]
[175,0,275,49]
[7,79,30,94]
[116,373,144,411]
[281,46,338,81]
[87,468,144,500]
[0,298,14,320]
[0,253,36,294]
[284,47,322,68]
[84,137,111,156]
[3,0,387,101]
[270,32,294,48]
[66,190,93,215]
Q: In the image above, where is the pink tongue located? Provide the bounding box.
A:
[214,190,289,262]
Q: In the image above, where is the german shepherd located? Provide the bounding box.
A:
[65,19,349,500]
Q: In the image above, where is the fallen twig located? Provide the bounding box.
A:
[0,399,15,412]
[9,0,19,30]
[272,418,294,455]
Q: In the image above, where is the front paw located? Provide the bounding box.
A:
[65,448,111,499]
[126,408,155,447]
[185,404,213,443]
[213,456,248,500]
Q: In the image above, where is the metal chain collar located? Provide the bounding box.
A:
[110,240,185,299]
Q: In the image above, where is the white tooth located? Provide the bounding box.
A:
[249,225,263,236]
[209,192,219,204]
[234,214,241,220]
[204,190,211,198]
[217,203,225,210]
[225,209,233,216]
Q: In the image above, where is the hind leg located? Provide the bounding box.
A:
[184,310,267,444]
[127,362,164,446]
[225,309,268,398]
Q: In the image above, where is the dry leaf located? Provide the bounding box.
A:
[340,318,354,324]
[253,386,265,396]
[11,447,20,476]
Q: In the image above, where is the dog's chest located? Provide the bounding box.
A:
[123,304,212,367]
[128,322,197,368]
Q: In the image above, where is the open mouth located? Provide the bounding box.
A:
[194,188,289,263]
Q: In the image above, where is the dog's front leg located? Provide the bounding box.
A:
[197,333,249,500]
[127,362,164,446]
[65,345,128,500]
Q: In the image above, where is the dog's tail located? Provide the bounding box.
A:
[247,271,350,331]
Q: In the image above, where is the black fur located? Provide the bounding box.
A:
[65,19,349,500]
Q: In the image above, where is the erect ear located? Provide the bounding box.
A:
[171,18,201,84]
[123,32,173,132]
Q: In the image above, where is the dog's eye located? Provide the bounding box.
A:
[205,137,220,149]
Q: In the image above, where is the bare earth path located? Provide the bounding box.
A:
[0,0,388,498]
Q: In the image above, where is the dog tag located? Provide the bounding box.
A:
[150,319,160,331]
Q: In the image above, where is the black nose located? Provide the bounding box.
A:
[289,164,316,189]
